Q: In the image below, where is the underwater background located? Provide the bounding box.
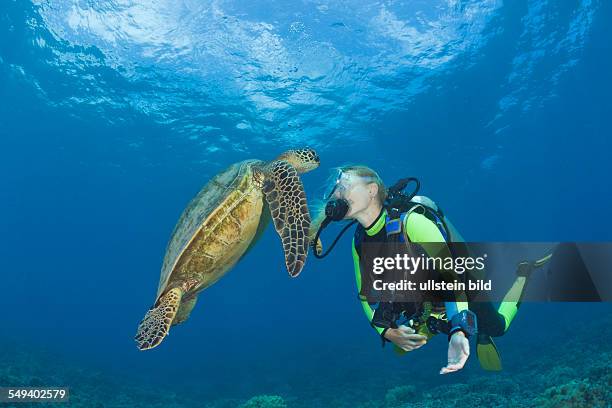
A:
[1,0,611,407]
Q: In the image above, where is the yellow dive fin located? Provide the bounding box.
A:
[477,334,502,371]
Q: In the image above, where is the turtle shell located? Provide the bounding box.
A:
[156,159,264,298]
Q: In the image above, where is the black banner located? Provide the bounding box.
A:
[358,242,611,303]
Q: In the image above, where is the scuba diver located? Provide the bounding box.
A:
[311,165,552,374]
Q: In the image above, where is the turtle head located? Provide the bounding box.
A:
[276,148,320,174]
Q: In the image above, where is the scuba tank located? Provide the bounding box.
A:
[384,177,464,245]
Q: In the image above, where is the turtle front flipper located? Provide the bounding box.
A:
[262,160,311,277]
[135,287,183,350]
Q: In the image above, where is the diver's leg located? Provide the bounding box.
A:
[497,275,528,332]
[466,277,528,336]
[472,263,543,336]
[470,300,506,337]
[469,300,504,371]
[498,253,552,332]
[465,277,504,337]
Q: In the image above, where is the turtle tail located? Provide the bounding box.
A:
[135,287,183,351]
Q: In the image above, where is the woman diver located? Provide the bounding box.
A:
[311,165,549,374]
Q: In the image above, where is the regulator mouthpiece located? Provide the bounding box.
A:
[312,198,355,259]
[325,198,350,221]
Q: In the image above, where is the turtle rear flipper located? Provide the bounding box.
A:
[135,287,183,350]
[263,160,311,277]
[173,295,198,325]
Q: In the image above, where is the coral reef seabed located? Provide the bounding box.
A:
[1,317,610,407]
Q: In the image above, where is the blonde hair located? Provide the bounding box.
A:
[308,165,387,242]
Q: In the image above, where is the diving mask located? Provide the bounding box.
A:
[323,172,356,221]
[313,170,377,258]
[324,170,376,201]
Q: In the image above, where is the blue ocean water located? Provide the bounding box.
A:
[1,0,611,407]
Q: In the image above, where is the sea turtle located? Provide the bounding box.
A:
[135,148,320,350]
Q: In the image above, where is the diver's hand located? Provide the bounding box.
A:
[440,331,470,374]
[384,325,427,351]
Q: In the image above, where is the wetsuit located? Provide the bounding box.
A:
[352,208,510,342]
